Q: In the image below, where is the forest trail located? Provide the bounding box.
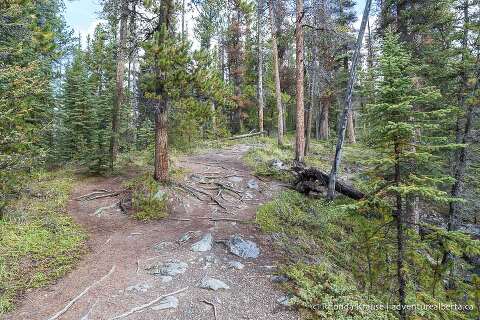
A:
[5,145,297,320]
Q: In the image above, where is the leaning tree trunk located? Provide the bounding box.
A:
[327,0,372,199]
[110,0,128,169]
[294,0,305,162]
[257,0,265,133]
[269,0,284,146]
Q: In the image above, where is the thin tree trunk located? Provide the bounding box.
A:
[294,0,305,162]
[269,0,284,146]
[395,143,407,320]
[305,65,315,154]
[110,0,128,169]
[327,0,372,199]
[257,0,265,133]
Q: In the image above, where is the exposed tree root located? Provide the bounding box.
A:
[46,265,116,320]
[109,287,188,320]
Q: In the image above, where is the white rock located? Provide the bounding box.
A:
[199,277,230,291]
[151,296,179,311]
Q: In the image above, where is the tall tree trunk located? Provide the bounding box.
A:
[448,0,472,231]
[257,0,265,133]
[319,95,330,139]
[305,62,315,154]
[327,0,372,199]
[294,0,305,162]
[269,0,284,145]
[153,0,173,182]
[110,0,128,169]
[395,143,407,320]
[154,106,168,181]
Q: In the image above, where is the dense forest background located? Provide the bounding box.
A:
[1,0,480,319]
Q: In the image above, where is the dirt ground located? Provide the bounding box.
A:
[5,145,298,320]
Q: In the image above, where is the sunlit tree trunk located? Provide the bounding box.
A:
[257,0,265,133]
[110,0,128,169]
[269,0,284,145]
[294,0,305,162]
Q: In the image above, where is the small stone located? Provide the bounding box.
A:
[179,230,201,243]
[159,276,172,283]
[191,233,213,252]
[270,159,287,170]
[271,275,289,283]
[228,176,243,183]
[205,255,218,263]
[228,260,244,270]
[147,260,188,277]
[153,241,174,252]
[247,179,259,190]
[277,295,292,306]
[151,296,179,311]
[126,283,152,293]
[199,277,230,291]
[227,235,260,259]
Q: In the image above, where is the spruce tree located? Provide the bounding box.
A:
[364,32,456,319]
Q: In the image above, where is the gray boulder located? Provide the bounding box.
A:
[227,260,245,270]
[227,235,260,259]
[147,260,188,277]
[191,233,213,252]
[247,179,259,190]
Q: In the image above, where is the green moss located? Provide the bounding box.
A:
[0,170,86,314]
[124,174,168,221]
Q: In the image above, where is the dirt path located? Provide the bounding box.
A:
[5,145,297,320]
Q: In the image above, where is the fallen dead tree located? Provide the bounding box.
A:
[292,165,365,200]
[226,131,266,140]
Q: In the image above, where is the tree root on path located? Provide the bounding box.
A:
[108,287,188,320]
[201,299,218,320]
[76,189,123,201]
[46,265,116,320]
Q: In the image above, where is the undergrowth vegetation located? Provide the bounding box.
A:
[0,171,86,314]
[257,190,480,319]
[123,173,168,221]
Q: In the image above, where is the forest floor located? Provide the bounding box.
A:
[5,144,298,320]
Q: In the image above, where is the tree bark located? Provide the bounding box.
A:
[269,0,284,146]
[327,0,372,199]
[294,0,305,162]
[319,95,330,139]
[448,0,473,232]
[305,64,315,154]
[153,0,173,183]
[257,0,265,133]
[347,110,356,144]
[110,0,128,169]
[154,107,169,182]
[395,143,407,320]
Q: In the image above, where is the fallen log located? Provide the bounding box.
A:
[292,165,365,200]
[226,131,266,140]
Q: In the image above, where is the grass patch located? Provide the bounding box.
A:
[0,170,86,314]
[123,173,168,221]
